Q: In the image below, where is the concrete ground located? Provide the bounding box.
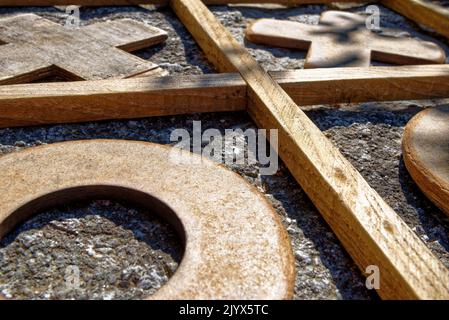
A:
[0,3,448,300]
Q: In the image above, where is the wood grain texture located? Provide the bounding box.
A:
[403,106,449,217]
[0,0,369,6]
[1,65,449,127]
[246,12,446,68]
[279,65,449,105]
[0,14,167,84]
[382,0,449,39]
[171,0,449,300]
[81,19,168,52]
[0,73,246,127]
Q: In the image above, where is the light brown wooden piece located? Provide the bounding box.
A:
[171,0,449,299]
[329,1,368,9]
[382,0,449,40]
[0,140,295,299]
[403,106,449,216]
[0,0,369,6]
[0,73,246,127]
[246,11,446,68]
[0,14,168,84]
[1,64,449,127]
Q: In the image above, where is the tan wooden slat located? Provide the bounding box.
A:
[170,0,449,300]
[279,64,449,105]
[0,73,246,127]
[382,0,449,39]
[1,65,449,127]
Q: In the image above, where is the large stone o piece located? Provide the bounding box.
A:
[0,140,295,300]
[403,106,449,216]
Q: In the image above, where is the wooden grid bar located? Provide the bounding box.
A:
[382,0,449,39]
[1,65,449,127]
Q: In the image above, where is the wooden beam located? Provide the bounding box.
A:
[0,73,246,127]
[0,0,369,6]
[1,65,448,127]
[280,65,449,105]
[382,0,449,39]
[170,0,449,299]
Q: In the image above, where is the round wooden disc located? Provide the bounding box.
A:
[403,106,449,216]
[0,140,294,300]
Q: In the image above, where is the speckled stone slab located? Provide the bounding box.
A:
[0,140,295,300]
[403,106,449,217]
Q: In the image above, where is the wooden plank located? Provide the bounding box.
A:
[0,73,246,127]
[1,65,449,127]
[281,65,449,105]
[382,0,449,39]
[171,0,449,300]
[0,0,369,6]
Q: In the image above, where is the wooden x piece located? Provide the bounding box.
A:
[0,14,168,84]
[246,11,446,68]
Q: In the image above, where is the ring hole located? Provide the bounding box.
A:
[0,185,185,300]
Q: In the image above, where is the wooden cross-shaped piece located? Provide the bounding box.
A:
[0,14,168,84]
[246,11,446,68]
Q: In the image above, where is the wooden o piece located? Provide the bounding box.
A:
[0,14,168,84]
[246,11,446,68]
[0,140,295,300]
[403,106,449,216]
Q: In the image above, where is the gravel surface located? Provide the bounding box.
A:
[0,200,182,300]
[0,3,448,300]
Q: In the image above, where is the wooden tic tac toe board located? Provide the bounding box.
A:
[0,0,449,300]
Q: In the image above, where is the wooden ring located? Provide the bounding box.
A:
[403,106,449,216]
[0,140,295,299]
